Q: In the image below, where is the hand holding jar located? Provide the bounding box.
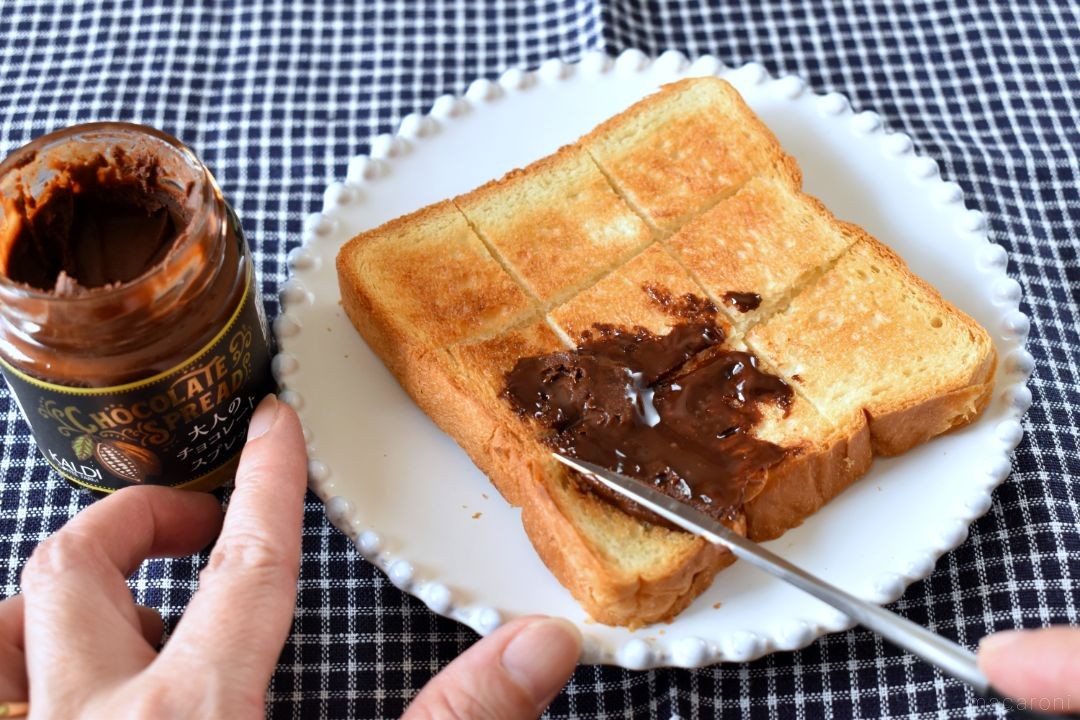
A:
[0,395,583,719]
[0,125,584,719]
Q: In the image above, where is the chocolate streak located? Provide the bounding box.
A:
[503,296,793,525]
[722,291,762,313]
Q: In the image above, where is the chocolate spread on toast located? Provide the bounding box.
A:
[722,291,762,313]
[503,292,792,524]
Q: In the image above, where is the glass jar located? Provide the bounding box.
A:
[0,123,275,493]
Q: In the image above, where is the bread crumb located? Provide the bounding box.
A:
[583,618,595,625]
[658,629,665,635]
[713,602,723,609]
[481,493,489,500]
[472,512,482,519]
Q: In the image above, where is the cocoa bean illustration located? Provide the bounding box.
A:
[94,441,162,483]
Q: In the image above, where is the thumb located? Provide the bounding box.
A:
[978,627,1080,711]
[403,616,581,720]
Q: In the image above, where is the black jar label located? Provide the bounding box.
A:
[0,265,275,493]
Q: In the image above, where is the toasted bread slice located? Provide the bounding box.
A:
[443,318,567,508]
[336,76,995,626]
[336,200,535,356]
[583,77,801,235]
[542,246,741,624]
[746,236,996,456]
[549,243,717,344]
[456,145,653,305]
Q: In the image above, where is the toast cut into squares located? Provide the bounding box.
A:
[746,237,996,456]
[456,145,653,305]
[583,77,801,235]
[449,318,568,409]
[336,200,535,354]
[665,174,859,332]
[337,76,995,627]
[722,340,871,542]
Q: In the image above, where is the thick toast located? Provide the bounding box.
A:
[336,77,995,626]
[746,235,996,457]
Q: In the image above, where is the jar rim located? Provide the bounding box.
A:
[0,121,219,304]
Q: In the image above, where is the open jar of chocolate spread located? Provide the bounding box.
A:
[0,123,275,493]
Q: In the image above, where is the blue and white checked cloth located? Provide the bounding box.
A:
[1,2,1077,718]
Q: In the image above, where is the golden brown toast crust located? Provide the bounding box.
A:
[335,77,996,627]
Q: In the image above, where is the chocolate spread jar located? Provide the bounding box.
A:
[0,123,275,493]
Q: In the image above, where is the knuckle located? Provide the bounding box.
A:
[23,531,100,587]
[126,672,263,719]
[118,683,190,719]
[406,683,504,720]
[443,690,495,720]
[114,682,263,720]
[205,532,296,585]
[236,454,282,487]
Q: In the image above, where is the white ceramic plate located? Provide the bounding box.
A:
[275,50,1033,669]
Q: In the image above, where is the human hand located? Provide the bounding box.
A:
[1,392,582,720]
[979,627,1080,712]
[0,394,308,718]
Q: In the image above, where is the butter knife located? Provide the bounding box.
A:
[552,452,1071,720]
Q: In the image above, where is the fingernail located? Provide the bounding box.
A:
[980,629,1025,655]
[501,617,582,706]
[247,394,279,440]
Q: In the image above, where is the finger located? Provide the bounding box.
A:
[403,616,581,720]
[979,627,1080,711]
[0,599,162,702]
[0,596,26,700]
[21,487,222,704]
[162,395,307,694]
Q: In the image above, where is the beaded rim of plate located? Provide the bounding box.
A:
[274,49,1033,669]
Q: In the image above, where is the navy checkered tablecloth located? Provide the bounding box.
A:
[0,1,1077,718]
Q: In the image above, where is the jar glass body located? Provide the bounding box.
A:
[0,123,275,493]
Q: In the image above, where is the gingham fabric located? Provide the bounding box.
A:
[0,1,1077,718]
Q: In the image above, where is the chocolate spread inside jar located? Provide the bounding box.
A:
[0,123,275,493]
[503,293,792,526]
